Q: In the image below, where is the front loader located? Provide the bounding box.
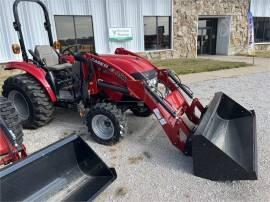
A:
[2,0,257,182]
[0,97,117,201]
[0,135,117,201]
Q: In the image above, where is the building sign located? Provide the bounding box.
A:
[109,28,133,41]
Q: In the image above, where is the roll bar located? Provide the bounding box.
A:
[13,0,54,61]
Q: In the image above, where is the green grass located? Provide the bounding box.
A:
[152,58,250,75]
[254,51,270,58]
[238,50,270,58]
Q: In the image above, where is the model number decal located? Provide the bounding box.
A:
[153,108,167,126]
[91,58,127,81]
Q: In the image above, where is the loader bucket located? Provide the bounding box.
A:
[0,135,117,201]
[192,92,257,181]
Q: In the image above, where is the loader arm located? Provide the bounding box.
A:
[127,69,205,152]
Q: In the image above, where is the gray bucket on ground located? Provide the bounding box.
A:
[192,92,257,181]
[0,135,117,201]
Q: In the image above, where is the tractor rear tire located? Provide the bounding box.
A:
[86,103,127,145]
[2,74,55,129]
[130,105,152,117]
[0,96,23,146]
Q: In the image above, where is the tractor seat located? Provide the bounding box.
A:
[34,45,72,71]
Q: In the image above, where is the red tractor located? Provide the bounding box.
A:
[2,0,257,181]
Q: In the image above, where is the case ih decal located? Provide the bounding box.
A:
[91,58,127,81]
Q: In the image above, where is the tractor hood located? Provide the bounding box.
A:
[99,54,157,79]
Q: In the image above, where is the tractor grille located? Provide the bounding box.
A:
[131,70,157,81]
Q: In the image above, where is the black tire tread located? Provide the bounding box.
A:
[0,96,24,146]
[2,74,55,129]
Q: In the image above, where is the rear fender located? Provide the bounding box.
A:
[5,62,57,102]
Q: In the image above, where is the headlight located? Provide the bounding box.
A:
[147,77,158,87]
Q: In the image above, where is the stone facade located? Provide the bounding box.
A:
[145,0,250,59]
[255,44,270,51]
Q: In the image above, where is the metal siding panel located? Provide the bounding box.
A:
[156,0,171,16]
[251,0,270,17]
[106,0,146,52]
[0,0,95,62]
[0,0,50,62]
[0,0,103,62]
[45,0,92,15]
[124,0,141,51]
[91,0,109,53]
[142,0,171,16]
[142,0,156,16]
[106,0,123,27]
[1,0,172,62]
[106,0,126,52]
[139,0,145,51]
[0,0,19,62]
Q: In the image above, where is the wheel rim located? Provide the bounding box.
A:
[91,114,114,140]
[8,90,30,121]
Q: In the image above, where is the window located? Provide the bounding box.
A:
[254,17,270,43]
[144,16,171,50]
[54,16,95,53]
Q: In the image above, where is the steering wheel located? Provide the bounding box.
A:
[62,44,99,57]
[62,44,81,56]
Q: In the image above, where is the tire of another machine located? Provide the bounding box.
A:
[2,74,55,129]
[0,96,24,146]
[86,103,127,145]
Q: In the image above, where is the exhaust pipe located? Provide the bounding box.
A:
[192,92,257,181]
[0,135,117,201]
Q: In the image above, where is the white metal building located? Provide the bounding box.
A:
[0,0,172,63]
[0,0,269,63]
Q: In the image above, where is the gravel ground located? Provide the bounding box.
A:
[22,71,270,202]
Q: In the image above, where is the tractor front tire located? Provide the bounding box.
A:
[2,74,55,129]
[0,96,24,146]
[86,103,127,145]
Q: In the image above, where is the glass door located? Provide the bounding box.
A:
[197,27,213,55]
[197,18,218,55]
